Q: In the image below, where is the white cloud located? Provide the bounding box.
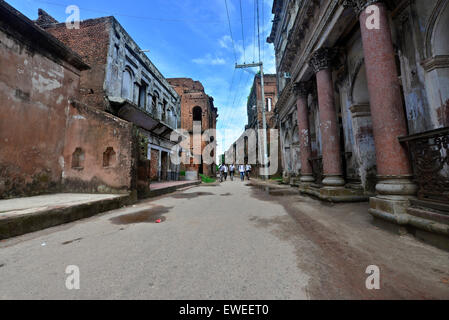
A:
[219,35,232,49]
[192,54,226,65]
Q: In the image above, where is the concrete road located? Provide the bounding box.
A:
[0,181,448,299]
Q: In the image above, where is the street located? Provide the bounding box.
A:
[1,181,448,300]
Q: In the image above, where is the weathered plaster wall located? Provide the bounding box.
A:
[107,19,180,127]
[0,28,79,198]
[62,101,137,194]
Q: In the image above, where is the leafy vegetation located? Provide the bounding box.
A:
[199,174,216,184]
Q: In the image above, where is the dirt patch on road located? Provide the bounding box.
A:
[220,193,232,197]
[61,238,83,246]
[169,192,214,200]
[110,206,173,225]
[249,184,449,299]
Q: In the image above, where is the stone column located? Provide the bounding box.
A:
[293,81,315,184]
[345,0,417,201]
[310,48,345,187]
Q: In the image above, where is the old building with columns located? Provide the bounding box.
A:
[268,0,449,248]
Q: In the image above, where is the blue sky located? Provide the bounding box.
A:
[7,0,276,156]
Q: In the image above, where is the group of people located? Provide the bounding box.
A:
[219,164,252,182]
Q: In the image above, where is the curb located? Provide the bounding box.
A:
[146,181,201,198]
[0,194,135,241]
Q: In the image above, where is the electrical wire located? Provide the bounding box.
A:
[224,0,238,64]
[239,0,246,63]
[31,0,253,24]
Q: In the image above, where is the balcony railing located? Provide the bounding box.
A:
[399,127,449,204]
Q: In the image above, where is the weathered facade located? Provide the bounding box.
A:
[0,2,138,199]
[167,78,218,179]
[38,11,182,192]
[226,74,281,176]
[268,0,449,247]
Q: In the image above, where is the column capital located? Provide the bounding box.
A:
[342,0,383,17]
[309,47,337,74]
[292,81,313,98]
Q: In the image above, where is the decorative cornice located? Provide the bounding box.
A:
[292,81,313,98]
[309,47,337,73]
[421,55,449,72]
[342,0,384,17]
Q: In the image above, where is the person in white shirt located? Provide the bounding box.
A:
[245,164,252,181]
[239,164,245,181]
[229,164,235,181]
[223,164,229,181]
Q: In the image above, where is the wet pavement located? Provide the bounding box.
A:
[0,180,448,299]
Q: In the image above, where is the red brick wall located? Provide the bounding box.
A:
[167,78,218,177]
[150,149,159,181]
[43,18,112,111]
[0,28,80,199]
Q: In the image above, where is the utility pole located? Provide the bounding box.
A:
[235,62,269,179]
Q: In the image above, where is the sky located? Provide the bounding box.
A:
[7,0,276,157]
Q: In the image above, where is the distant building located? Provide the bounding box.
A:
[226,74,281,177]
[36,10,182,193]
[167,78,218,179]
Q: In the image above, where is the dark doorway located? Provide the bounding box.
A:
[161,151,168,181]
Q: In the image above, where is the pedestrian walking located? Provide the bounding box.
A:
[219,164,225,182]
[229,164,235,181]
[223,164,229,181]
[246,164,252,181]
[239,164,245,181]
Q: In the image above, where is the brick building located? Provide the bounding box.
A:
[226,74,281,177]
[36,10,182,195]
[167,78,218,179]
[0,1,138,199]
[268,0,449,248]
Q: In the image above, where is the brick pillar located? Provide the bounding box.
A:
[310,48,345,187]
[354,0,417,197]
[293,81,315,184]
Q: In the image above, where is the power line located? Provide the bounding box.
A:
[218,68,237,131]
[31,0,254,25]
[253,0,257,62]
[239,0,246,63]
[262,0,265,63]
[256,0,261,63]
[224,0,238,64]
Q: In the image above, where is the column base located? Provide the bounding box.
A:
[290,176,301,187]
[369,196,449,251]
[322,175,346,187]
[299,184,371,203]
[300,174,315,184]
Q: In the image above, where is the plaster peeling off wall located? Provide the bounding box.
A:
[0,29,79,199]
[62,101,137,194]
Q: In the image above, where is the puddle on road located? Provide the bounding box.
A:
[169,192,214,200]
[220,193,232,197]
[0,264,5,268]
[61,238,83,246]
[110,206,173,225]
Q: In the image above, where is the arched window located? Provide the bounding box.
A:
[266,98,273,112]
[152,91,159,116]
[103,147,116,168]
[121,68,133,101]
[72,148,85,170]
